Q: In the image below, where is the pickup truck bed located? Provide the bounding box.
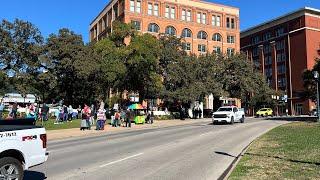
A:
[0,125,42,132]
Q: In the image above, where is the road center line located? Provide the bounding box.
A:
[99,153,144,168]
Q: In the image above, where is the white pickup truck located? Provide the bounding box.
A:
[0,119,48,180]
[212,106,245,124]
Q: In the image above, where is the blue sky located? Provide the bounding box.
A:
[1,0,319,43]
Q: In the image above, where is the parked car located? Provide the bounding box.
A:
[0,118,49,180]
[256,108,273,117]
[212,106,245,124]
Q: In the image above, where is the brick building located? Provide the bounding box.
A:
[241,7,320,115]
[89,0,240,55]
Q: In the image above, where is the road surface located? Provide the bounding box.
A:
[26,118,288,180]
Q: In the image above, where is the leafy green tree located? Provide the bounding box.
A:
[0,19,44,95]
[302,58,320,102]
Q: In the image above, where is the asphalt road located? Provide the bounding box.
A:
[26,118,288,180]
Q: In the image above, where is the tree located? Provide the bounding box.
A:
[302,58,320,102]
[45,28,97,105]
[0,19,44,95]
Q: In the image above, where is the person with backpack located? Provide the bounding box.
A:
[114,110,120,127]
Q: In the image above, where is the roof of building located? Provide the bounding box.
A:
[241,7,320,38]
[90,0,239,27]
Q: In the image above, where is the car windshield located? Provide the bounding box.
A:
[218,108,232,112]
[260,109,267,111]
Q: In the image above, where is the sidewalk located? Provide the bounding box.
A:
[47,118,211,141]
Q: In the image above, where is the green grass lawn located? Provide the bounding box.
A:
[36,119,112,130]
[229,122,320,180]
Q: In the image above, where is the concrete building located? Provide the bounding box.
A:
[89,0,240,55]
[241,7,320,115]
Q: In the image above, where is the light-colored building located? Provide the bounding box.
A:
[90,0,240,55]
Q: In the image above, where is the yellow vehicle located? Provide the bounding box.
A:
[256,108,273,117]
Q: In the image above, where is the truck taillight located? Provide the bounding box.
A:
[40,134,47,148]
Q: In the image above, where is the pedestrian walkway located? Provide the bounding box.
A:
[47,118,211,141]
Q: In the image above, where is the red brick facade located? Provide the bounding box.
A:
[241,7,320,115]
[90,0,240,55]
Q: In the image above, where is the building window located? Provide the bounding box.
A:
[252,47,259,57]
[165,26,176,36]
[198,44,206,53]
[213,46,221,54]
[181,28,192,38]
[131,20,141,31]
[181,9,186,21]
[276,40,285,50]
[130,0,135,12]
[212,15,221,27]
[154,4,159,16]
[226,17,235,29]
[227,35,235,44]
[197,13,201,23]
[187,10,191,22]
[263,32,272,41]
[264,55,272,65]
[265,68,272,77]
[202,13,206,24]
[227,48,235,56]
[171,7,175,19]
[212,33,222,42]
[251,36,260,44]
[165,6,170,18]
[277,64,286,74]
[182,43,191,51]
[136,0,141,13]
[197,31,207,40]
[165,6,175,19]
[278,77,286,87]
[275,27,285,37]
[148,3,153,15]
[277,52,286,62]
[148,23,160,33]
[264,44,271,54]
[231,18,235,29]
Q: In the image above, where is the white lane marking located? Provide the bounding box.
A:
[99,153,144,168]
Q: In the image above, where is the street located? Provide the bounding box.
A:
[26,118,288,180]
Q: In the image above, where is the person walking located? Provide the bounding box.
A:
[68,105,73,122]
[63,105,68,122]
[81,104,91,130]
[77,105,82,119]
[126,109,132,128]
[41,103,49,121]
[11,101,18,119]
[150,111,154,124]
[0,99,4,120]
[96,108,106,130]
[120,109,126,127]
[114,110,120,127]
[90,105,95,125]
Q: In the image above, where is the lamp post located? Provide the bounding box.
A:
[313,71,320,122]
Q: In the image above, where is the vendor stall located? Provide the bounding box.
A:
[128,104,146,124]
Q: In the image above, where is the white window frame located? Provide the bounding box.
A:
[148,3,153,15]
[181,9,186,21]
[216,15,221,27]
[212,15,216,26]
[197,12,201,23]
[202,13,206,24]
[198,44,206,53]
[136,0,141,13]
[154,4,159,16]
[170,7,175,19]
[130,0,135,12]
[187,10,191,22]
[165,6,170,18]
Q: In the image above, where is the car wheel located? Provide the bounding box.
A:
[240,116,245,123]
[0,157,24,180]
[230,117,234,124]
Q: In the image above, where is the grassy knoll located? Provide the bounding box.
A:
[229,122,320,180]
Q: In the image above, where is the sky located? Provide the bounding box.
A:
[0,0,320,43]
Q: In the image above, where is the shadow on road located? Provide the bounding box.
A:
[215,151,236,158]
[24,171,46,180]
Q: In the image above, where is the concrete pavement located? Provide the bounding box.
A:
[26,118,288,180]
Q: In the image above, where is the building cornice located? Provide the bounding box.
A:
[241,7,320,38]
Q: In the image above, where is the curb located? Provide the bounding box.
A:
[218,141,253,180]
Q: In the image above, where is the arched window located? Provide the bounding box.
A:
[148,23,160,33]
[213,33,222,42]
[197,31,207,40]
[165,26,176,36]
[181,28,192,38]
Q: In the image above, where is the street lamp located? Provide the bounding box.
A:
[313,71,320,122]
